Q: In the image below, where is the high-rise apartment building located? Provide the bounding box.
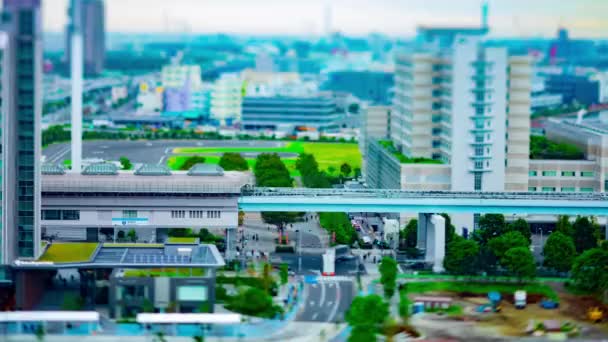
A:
[390,35,531,193]
[367,29,532,231]
[0,0,43,264]
[66,0,105,76]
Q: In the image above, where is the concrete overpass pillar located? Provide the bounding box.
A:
[225,228,237,262]
[417,213,446,273]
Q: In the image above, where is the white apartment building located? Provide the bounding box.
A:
[210,73,243,126]
[368,32,532,231]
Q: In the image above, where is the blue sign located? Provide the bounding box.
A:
[304,275,318,284]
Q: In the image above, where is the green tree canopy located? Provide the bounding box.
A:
[542,231,576,273]
[572,216,599,253]
[444,236,479,275]
[340,162,352,177]
[255,154,300,226]
[348,326,376,342]
[488,231,529,260]
[440,213,456,244]
[179,156,206,171]
[379,257,398,298]
[555,215,574,237]
[225,287,282,318]
[319,212,356,245]
[345,295,389,333]
[500,247,536,280]
[399,219,418,249]
[476,214,507,244]
[219,152,249,171]
[119,156,132,170]
[508,218,532,243]
[571,248,608,293]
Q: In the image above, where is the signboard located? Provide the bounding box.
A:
[111,218,148,226]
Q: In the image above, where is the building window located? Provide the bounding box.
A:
[580,187,594,192]
[123,210,137,218]
[207,211,221,219]
[561,187,575,192]
[42,210,79,221]
[528,187,536,192]
[474,173,482,191]
[475,146,484,156]
[474,160,483,169]
[529,171,537,176]
[171,210,186,219]
[189,210,205,219]
[62,210,80,220]
[42,210,61,220]
[541,187,556,192]
[580,171,594,177]
[542,171,557,177]
[561,171,576,177]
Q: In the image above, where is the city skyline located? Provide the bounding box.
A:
[40,0,608,38]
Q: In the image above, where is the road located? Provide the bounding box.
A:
[296,279,354,323]
[43,139,288,165]
[273,253,362,276]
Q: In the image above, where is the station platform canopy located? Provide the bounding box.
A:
[136,313,241,325]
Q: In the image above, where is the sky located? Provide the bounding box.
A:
[43,0,608,38]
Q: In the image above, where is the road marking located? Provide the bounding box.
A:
[327,301,333,306]
[327,282,341,323]
[311,284,317,288]
[309,301,315,306]
[312,313,318,320]
[319,282,326,307]
[328,283,334,288]
[158,156,166,165]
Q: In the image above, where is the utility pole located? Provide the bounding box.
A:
[297,228,302,273]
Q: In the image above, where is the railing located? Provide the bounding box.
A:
[240,186,608,202]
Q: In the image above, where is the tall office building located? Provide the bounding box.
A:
[0,0,43,264]
[66,0,105,76]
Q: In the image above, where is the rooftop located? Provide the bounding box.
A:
[378,140,443,165]
[41,170,252,194]
[17,242,225,269]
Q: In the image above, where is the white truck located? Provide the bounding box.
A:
[515,290,527,309]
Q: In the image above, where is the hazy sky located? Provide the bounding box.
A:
[43,0,608,38]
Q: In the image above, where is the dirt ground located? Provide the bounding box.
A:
[411,290,608,339]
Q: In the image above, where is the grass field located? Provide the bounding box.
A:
[402,281,558,301]
[169,142,362,176]
[39,242,98,263]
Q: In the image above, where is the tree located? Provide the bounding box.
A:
[225,287,282,318]
[255,153,301,226]
[353,167,362,179]
[127,229,138,242]
[319,212,356,245]
[542,231,576,273]
[327,166,336,175]
[340,163,352,178]
[379,257,398,298]
[398,289,411,320]
[180,156,206,171]
[142,298,154,313]
[571,248,608,293]
[444,236,479,275]
[440,213,456,244]
[399,219,418,249]
[477,214,507,244]
[348,326,376,342]
[119,156,132,170]
[346,295,389,340]
[219,152,249,171]
[238,211,245,226]
[488,231,529,260]
[572,216,599,253]
[508,218,532,243]
[279,263,289,285]
[500,247,536,280]
[261,263,273,294]
[555,215,574,237]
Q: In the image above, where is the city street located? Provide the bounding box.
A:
[296,278,354,323]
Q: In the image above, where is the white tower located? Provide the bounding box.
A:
[70,0,83,173]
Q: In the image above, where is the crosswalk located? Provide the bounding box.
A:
[316,276,352,282]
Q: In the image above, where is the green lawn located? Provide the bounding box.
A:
[169,142,361,176]
[39,242,99,263]
[401,281,558,301]
[167,237,199,244]
[123,268,206,278]
[103,243,164,248]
